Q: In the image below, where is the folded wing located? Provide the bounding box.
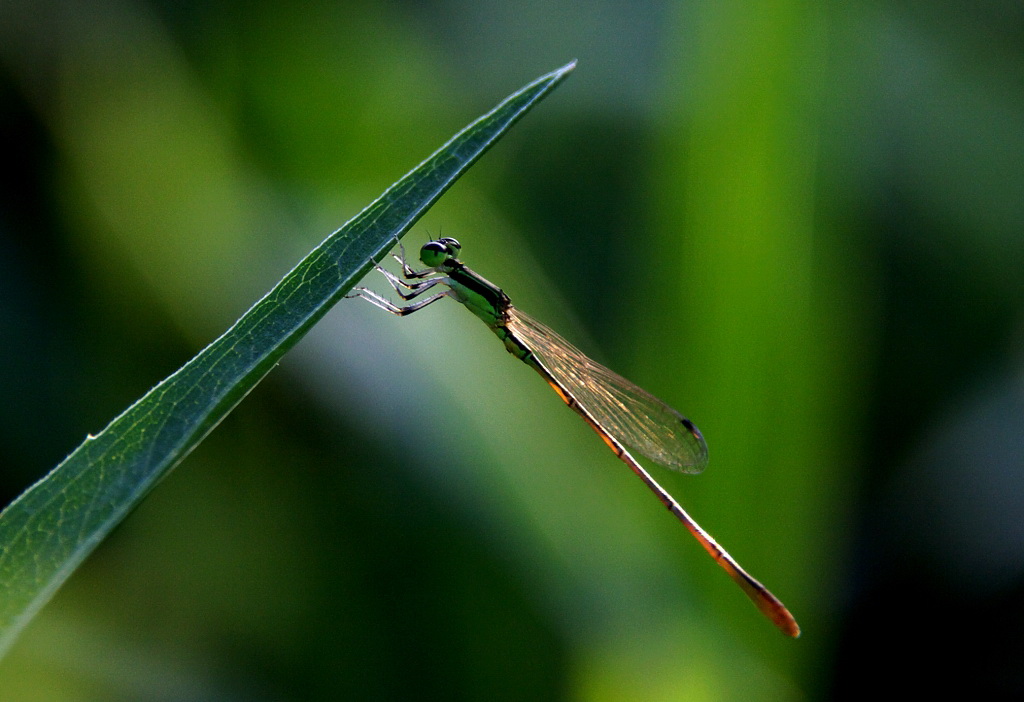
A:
[506,306,708,473]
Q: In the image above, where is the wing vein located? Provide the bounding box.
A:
[506,306,708,472]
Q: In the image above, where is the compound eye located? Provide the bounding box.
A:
[438,237,461,257]
[420,239,457,267]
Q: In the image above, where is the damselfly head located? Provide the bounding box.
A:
[420,238,462,267]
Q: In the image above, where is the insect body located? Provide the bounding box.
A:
[350,238,799,637]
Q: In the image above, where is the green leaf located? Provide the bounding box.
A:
[0,60,576,658]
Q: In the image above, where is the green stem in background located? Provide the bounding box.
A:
[0,61,576,659]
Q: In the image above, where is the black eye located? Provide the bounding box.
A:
[420,239,455,267]
[420,237,462,267]
[438,238,461,258]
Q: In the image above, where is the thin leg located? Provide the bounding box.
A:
[391,240,434,279]
[349,237,446,310]
[372,265,445,300]
[347,286,453,316]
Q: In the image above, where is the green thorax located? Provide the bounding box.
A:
[445,263,538,363]
[418,237,530,363]
[445,262,510,329]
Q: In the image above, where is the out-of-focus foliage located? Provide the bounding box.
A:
[1,0,1022,700]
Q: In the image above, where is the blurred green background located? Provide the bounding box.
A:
[2,0,1023,699]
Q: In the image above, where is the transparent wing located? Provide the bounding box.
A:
[506,306,708,473]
